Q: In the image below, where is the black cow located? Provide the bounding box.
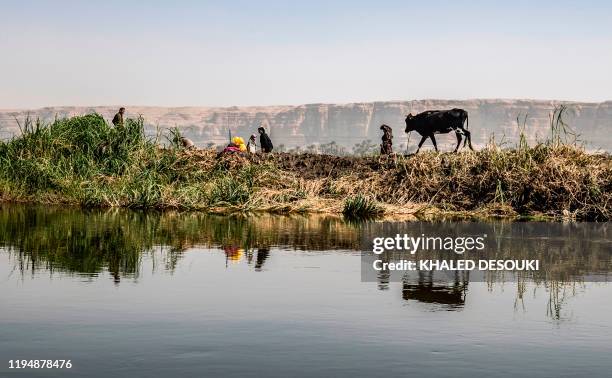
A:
[405,108,473,153]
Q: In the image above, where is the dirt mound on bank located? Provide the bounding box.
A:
[143,147,612,220]
[181,149,389,179]
[264,153,384,179]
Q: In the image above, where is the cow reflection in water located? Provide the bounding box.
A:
[402,271,468,309]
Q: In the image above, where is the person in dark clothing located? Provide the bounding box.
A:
[258,127,273,153]
[380,124,393,155]
[254,247,270,271]
[112,107,125,127]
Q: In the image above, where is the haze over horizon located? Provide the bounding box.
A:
[3,97,612,112]
[2,1,612,109]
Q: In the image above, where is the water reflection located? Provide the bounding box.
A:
[402,272,469,310]
[0,205,358,281]
[364,221,610,318]
[223,246,270,271]
[253,247,270,271]
[1,205,610,319]
[362,221,611,285]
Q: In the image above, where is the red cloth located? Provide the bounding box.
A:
[223,146,241,153]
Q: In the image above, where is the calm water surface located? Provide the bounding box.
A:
[0,206,611,377]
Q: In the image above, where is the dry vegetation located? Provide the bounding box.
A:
[188,147,611,220]
[0,114,610,220]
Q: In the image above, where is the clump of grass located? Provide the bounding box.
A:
[208,176,250,206]
[343,194,383,218]
[167,127,185,149]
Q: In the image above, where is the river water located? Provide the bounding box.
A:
[0,206,611,377]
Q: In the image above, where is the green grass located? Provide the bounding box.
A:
[0,114,257,210]
[343,194,383,218]
[0,113,610,221]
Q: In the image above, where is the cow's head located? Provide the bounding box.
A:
[405,113,415,133]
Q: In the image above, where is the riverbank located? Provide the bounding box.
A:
[0,114,610,220]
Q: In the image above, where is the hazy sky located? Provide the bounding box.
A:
[1,0,611,108]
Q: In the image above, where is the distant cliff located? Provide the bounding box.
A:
[1,99,611,151]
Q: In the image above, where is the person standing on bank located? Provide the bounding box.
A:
[258,127,273,153]
[380,124,393,155]
[112,107,125,127]
[247,134,258,153]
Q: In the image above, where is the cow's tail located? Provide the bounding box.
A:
[465,111,469,130]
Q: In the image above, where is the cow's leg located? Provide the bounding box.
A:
[462,129,474,150]
[454,131,462,152]
[430,135,438,152]
[415,135,428,154]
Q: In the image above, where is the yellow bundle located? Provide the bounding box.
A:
[232,136,247,151]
